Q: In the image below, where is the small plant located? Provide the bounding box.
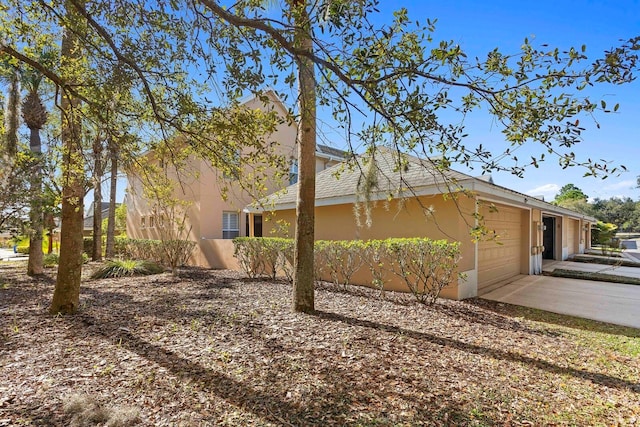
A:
[91,259,164,279]
[63,393,140,427]
[43,252,59,267]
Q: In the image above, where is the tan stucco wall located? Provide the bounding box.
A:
[126,92,346,269]
[263,194,476,299]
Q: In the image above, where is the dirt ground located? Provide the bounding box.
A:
[1,262,639,426]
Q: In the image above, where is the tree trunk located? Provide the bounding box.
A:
[291,0,316,313]
[27,128,43,276]
[105,138,118,259]
[92,134,103,261]
[45,213,54,254]
[4,70,20,157]
[50,2,85,315]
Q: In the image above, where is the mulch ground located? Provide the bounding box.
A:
[1,262,639,426]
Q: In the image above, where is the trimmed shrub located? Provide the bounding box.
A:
[386,238,461,305]
[233,237,264,279]
[158,239,197,274]
[109,237,195,273]
[233,237,461,303]
[233,237,292,279]
[361,239,392,297]
[43,253,59,267]
[16,245,29,254]
[314,240,364,288]
[91,259,164,279]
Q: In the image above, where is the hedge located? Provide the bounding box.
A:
[107,237,195,272]
[233,237,461,304]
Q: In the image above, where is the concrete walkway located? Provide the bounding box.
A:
[0,247,28,262]
[482,270,640,329]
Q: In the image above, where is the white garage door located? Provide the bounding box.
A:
[478,203,523,294]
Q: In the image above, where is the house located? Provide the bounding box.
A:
[245,148,595,300]
[84,202,121,237]
[125,90,348,268]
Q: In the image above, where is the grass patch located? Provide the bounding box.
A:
[63,394,140,426]
[572,254,640,268]
[91,259,164,279]
[550,268,640,285]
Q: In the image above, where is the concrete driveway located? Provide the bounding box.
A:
[482,273,640,329]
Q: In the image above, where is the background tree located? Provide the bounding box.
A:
[552,183,592,215]
[22,68,49,275]
[554,184,588,204]
[89,127,105,261]
[591,197,638,232]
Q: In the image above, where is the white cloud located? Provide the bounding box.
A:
[603,180,636,191]
[526,184,560,201]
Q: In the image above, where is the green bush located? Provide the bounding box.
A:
[83,237,93,255]
[385,238,461,305]
[314,240,364,288]
[16,245,29,254]
[361,240,391,296]
[107,237,195,273]
[233,237,294,280]
[91,259,164,279]
[233,237,461,304]
[43,253,59,267]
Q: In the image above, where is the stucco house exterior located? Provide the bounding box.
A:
[125,90,347,268]
[246,148,595,300]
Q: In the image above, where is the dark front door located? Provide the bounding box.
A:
[542,216,555,259]
[254,215,263,238]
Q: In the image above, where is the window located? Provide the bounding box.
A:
[222,211,240,239]
[289,159,298,185]
[140,216,146,228]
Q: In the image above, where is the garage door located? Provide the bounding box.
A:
[478,203,523,294]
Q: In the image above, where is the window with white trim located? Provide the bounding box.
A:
[289,159,299,185]
[222,211,240,239]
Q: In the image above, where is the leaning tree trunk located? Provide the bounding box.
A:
[27,128,44,275]
[50,3,85,315]
[291,0,317,313]
[105,137,118,259]
[92,134,103,261]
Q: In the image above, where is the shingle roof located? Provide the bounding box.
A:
[316,144,350,160]
[84,203,121,230]
[252,147,596,222]
[260,147,472,207]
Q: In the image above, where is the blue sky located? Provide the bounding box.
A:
[367,0,640,202]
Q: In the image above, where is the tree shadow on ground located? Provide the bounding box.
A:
[68,312,477,426]
[466,298,640,338]
[314,310,640,393]
[315,280,563,338]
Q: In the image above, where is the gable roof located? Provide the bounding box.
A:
[248,147,596,222]
[84,202,121,230]
[316,144,350,161]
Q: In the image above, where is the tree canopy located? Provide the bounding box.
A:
[553,183,589,206]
